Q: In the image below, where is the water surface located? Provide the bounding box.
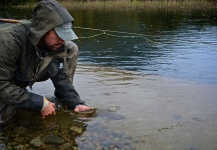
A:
[1,7,217,84]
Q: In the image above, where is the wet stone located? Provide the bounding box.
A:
[14,137,25,143]
[58,142,73,150]
[13,144,25,150]
[30,136,43,148]
[107,105,120,112]
[44,134,65,145]
[0,144,5,150]
[18,118,31,127]
[13,127,27,136]
[44,145,57,150]
[69,126,83,134]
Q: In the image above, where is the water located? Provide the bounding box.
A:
[1,6,217,149]
[1,8,217,85]
[71,9,217,85]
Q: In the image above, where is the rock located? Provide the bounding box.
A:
[58,143,73,150]
[107,105,120,112]
[11,142,18,146]
[30,136,43,147]
[0,144,6,150]
[18,118,31,127]
[13,145,25,150]
[14,127,27,136]
[6,144,12,150]
[44,134,65,145]
[69,126,83,134]
[14,137,25,143]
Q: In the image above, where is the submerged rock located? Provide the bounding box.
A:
[30,136,43,148]
[18,118,31,127]
[0,144,5,150]
[58,143,73,150]
[69,126,83,134]
[13,144,25,150]
[13,127,27,136]
[44,134,65,145]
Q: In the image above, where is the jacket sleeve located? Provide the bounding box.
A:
[49,42,84,110]
[49,59,84,110]
[0,41,43,112]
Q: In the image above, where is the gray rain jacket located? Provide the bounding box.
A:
[0,0,83,112]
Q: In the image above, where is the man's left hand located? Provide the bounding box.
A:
[74,105,90,112]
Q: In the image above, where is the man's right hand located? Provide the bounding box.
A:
[41,101,56,118]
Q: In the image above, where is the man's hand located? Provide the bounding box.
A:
[41,101,56,118]
[74,105,90,112]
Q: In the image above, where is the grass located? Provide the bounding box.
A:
[18,0,217,10]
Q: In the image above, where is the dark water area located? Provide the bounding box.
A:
[71,8,217,85]
[1,7,217,85]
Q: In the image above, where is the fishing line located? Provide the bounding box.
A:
[0,19,213,45]
[73,26,211,46]
[73,26,159,43]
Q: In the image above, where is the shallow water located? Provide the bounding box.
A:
[28,65,217,149]
[0,7,217,149]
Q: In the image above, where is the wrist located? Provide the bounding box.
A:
[41,97,49,112]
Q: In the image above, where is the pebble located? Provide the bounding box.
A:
[69,126,83,134]
[30,136,43,147]
[44,134,65,145]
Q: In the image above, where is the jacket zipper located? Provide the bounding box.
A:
[29,58,43,90]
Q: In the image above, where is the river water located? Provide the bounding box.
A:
[0,6,217,150]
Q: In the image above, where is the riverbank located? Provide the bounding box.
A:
[16,0,217,10]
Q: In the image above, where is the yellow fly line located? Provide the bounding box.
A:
[0,18,157,43]
[0,18,208,45]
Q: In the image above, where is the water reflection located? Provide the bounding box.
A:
[72,9,217,85]
[0,8,217,84]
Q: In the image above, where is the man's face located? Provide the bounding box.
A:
[42,29,64,51]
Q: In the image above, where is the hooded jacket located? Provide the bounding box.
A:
[0,0,83,112]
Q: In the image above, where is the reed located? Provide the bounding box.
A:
[17,0,217,10]
[60,0,217,10]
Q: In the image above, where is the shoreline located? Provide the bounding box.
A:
[13,0,217,10]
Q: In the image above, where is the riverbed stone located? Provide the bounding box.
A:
[44,134,65,145]
[13,144,25,150]
[69,126,83,134]
[14,127,27,136]
[58,142,73,150]
[0,144,5,150]
[18,118,31,127]
[30,136,43,147]
[14,137,25,143]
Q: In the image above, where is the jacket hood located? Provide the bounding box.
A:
[28,0,74,46]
